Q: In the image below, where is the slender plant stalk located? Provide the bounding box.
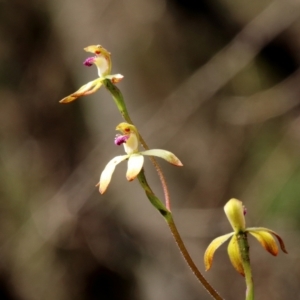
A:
[104,79,223,299]
[137,170,223,300]
[168,218,223,300]
[237,232,254,300]
[103,79,171,210]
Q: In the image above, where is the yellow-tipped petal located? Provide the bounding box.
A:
[204,232,233,271]
[224,198,246,233]
[247,227,288,256]
[126,154,144,181]
[59,79,102,103]
[59,95,77,103]
[247,227,287,254]
[142,149,183,166]
[248,230,278,255]
[228,235,244,276]
[97,155,128,194]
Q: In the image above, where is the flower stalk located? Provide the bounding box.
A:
[103,79,172,210]
[102,79,130,121]
[59,45,290,300]
[237,232,254,300]
[64,45,222,297]
[59,45,171,210]
[137,169,223,300]
[97,122,182,194]
[96,121,221,298]
[204,198,287,300]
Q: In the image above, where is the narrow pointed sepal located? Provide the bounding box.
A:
[126,154,144,181]
[247,227,288,255]
[59,78,103,103]
[228,235,245,276]
[97,155,129,194]
[204,232,233,271]
[141,149,183,166]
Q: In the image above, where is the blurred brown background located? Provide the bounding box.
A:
[0,0,299,299]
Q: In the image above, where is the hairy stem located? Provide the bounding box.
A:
[137,170,223,300]
[103,79,222,297]
[237,232,254,300]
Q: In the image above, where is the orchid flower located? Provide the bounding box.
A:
[97,122,183,194]
[59,45,123,103]
[204,198,287,276]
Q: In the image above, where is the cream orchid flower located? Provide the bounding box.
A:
[59,45,123,103]
[204,198,287,276]
[97,122,183,194]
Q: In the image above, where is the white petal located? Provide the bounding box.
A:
[94,56,110,77]
[126,154,144,181]
[98,155,128,194]
[123,133,139,154]
[141,149,183,166]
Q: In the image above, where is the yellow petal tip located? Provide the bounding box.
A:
[126,174,136,182]
[175,159,183,167]
[59,97,76,104]
[95,182,105,194]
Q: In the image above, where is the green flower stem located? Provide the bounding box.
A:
[103,79,130,120]
[104,79,222,298]
[103,79,171,210]
[237,232,254,300]
[137,169,223,300]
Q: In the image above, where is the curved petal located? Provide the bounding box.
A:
[59,78,102,103]
[124,133,139,154]
[247,227,287,254]
[126,154,144,181]
[141,149,183,166]
[204,232,233,271]
[247,227,287,255]
[97,155,128,194]
[224,198,246,233]
[228,235,244,276]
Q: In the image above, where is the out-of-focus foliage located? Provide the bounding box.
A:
[0,0,300,299]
